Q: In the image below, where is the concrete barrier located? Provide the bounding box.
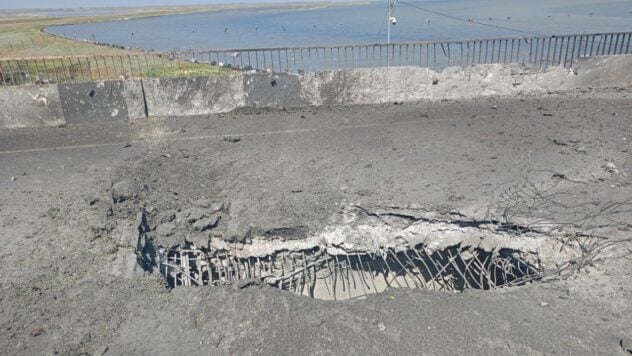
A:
[2,54,632,129]
[0,84,64,129]
[569,55,632,88]
[58,81,129,124]
[142,76,245,117]
[244,74,309,108]
[122,80,148,120]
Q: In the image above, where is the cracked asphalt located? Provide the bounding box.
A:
[1,88,631,355]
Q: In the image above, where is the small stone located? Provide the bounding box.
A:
[10,176,16,182]
[604,162,619,174]
[112,179,133,203]
[377,322,386,331]
[186,207,207,223]
[539,302,549,307]
[175,210,189,224]
[192,199,223,213]
[30,328,45,337]
[156,223,176,236]
[193,215,220,231]
[87,197,100,206]
[223,136,241,143]
[157,210,176,224]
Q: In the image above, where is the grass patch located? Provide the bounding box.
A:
[0,54,231,85]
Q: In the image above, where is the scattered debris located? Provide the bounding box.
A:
[223,136,241,143]
[155,223,176,237]
[620,337,632,354]
[112,178,133,203]
[29,328,45,337]
[604,162,619,174]
[193,215,220,231]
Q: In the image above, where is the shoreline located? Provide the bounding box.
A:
[0,2,371,57]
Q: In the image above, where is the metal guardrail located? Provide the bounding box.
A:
[184,31,632,73]
[0,53,230,86]
[1,31,631,86]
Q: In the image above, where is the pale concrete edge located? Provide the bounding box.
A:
[1,54,631,129]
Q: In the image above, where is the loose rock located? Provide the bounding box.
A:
[112,179,133,203]
[156,223,176,237]
[193,215,220,231]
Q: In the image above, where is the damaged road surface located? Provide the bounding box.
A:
[1,89,632,355]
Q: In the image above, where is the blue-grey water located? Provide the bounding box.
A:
[47,0,632,50]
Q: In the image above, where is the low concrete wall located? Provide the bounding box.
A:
[568,55,632,88]
[244,74,309,108]
[58,81,130,124]
[142,76,245,117]
[2,54,632,129]
[122,80,148,121]
[0,85,64,129]
[314,64,569,105]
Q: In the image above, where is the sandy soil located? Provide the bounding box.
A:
[0,88,631,355]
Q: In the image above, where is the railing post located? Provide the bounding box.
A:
[33,58,42,84]
[0,60,7,86]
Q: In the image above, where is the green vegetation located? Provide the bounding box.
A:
[0,54,231,85]
[0,2,361,84]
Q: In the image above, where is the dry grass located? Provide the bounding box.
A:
[0,54,231,85]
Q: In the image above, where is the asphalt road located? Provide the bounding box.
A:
[0,89,631,355]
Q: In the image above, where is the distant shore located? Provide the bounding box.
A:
[0,2,370,58]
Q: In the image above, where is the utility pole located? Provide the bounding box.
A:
[387,0,397,66]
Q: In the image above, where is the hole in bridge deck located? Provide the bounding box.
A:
[158,243,541,300]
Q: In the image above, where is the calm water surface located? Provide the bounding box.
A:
[47,0,632,50]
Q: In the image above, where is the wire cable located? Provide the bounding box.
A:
[398,1,547,37]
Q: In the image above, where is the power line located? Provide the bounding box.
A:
[398,1,547,37]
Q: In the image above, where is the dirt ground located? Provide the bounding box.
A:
[1,88,631,355]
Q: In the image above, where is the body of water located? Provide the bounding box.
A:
[47,0,632,50]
